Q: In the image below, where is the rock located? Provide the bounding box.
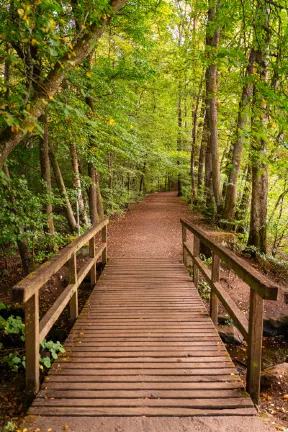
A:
[218,324,245,345]
[263,315,288,338]
[261,363,288,391]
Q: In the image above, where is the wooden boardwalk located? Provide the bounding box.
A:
[30,258,255,417]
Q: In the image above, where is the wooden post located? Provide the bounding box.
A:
[182,225,187,266]
[210,252,220,326]
[102,225,107,266]
[89,236,97,286]
[68,252,78,321]
[246,288,264,405]
[193,237,200,288]
[25,292,39,395]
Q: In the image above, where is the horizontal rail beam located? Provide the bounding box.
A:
[12,219,109,303]
[181,219,278,301]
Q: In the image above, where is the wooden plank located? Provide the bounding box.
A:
[246,289,264,405]
[50,368,235,375]
[29,406,256,416]
[57,356,231,363]
[45,374,241,383]
[44,382,243,390]
[68,253,78,322]
[38,389,243,399]
[181,219,278,300]
[25,292,39,395]
[32,398,253,408]
[210,252,219,326]
[89,236,96,286]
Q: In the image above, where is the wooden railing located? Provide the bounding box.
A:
[180,219,278,405]
[12,218,109,395]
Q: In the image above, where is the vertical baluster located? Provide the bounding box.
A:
[25,292,39,395]
[102,224,107,266]
[247,289,264,405]
[182,225,187,266]
[89,236,97,286]
[68,252,78,321]
[210,252,220,325]
[193,237,200,288]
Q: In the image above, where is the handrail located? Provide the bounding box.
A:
[11,218,109,395]
[181,219,278,300]
[180,218,279,406]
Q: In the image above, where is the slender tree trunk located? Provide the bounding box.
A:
[69,142,89,225]
[222,50,256,225]
[247,1,270,254]
[139,162,146,194]
[49,145,78,232]
[235,165,251,233]
[177,84,182,197]
[96,174,105,221]
[197,108,208,201]
[191,79,203,203]
[3,165,33,275]
[39,112,54,236]
[205,0,221,213]
[88,163,99,225]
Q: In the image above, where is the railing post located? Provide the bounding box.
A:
[89,236,97,286]
[247,289,264,405]
[25,292,39,395]
[68,252,78,321]
[193,237,200,288]
[102,224,107,266]
[210,252,220,326]
[182,224,187,266]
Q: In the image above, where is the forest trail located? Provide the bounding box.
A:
[108,191,191,259]
[23,193,271,432]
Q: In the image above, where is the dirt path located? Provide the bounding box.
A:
[107,192,191,259]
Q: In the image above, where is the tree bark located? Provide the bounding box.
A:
[205,0,221,213]
[247,1,270,254]
[88,163,99,225]
[49,145,78,232]
[222,50,256,225]
[39,113,54,236]
[191,79,203,203]
[0,0,127,166]
[69,142,89,225]
[177,83,182,197]
[197,108,208,201]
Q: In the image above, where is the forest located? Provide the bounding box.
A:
[0,0,288,274]
[0,0,288,429]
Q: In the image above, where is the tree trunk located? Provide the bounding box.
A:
[49,145,78,232]
[191,79,203,203]
[222,50,256,225]
[3,165,33,275]
[197,108,208,201]
[247,1,270,254]
[177,84,182,197]
[88,163,99,225]
[96,174,105,221]
[39,113,54,236]
[205,0,221,213]
[69,142,89,225]
[235,165,251,233]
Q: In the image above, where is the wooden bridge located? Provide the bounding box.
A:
[12,203,279,421]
